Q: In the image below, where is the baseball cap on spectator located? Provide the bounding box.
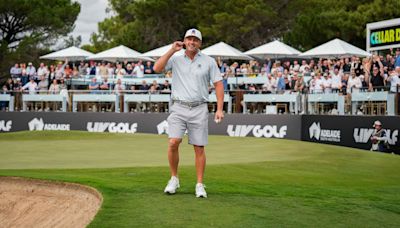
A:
[184,28,202,41]
[28,62,32,66]
[323,73,328,77]
[373,120,382,127]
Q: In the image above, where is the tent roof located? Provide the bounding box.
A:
[245,40,301,58]
[201,42,253,60]
[299,38,371,59]
[88,45,154,62]
[40,46,93,61]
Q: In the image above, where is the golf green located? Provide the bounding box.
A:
[1,131,399,227]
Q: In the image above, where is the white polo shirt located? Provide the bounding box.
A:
[165,51,222,102]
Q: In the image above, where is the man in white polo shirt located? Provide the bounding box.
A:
[154,28,224,198]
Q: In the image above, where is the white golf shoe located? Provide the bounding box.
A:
[164,176,180,194]
[195,183,207,198]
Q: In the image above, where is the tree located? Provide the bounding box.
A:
[0,0,80,83]
[283,0,400,51]
[0,0,80,49]
[88,0,298,52]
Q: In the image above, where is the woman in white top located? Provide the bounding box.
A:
[48,79,60,94]
[115,64,126,79]
[347,72,362,93]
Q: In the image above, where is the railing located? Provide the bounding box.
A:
[0,84,398,115]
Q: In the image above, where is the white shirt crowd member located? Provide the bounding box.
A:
[347,76,362,93]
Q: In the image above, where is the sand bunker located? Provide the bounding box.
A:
[0,177,102,228]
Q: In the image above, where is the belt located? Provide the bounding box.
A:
[172,100,206,108]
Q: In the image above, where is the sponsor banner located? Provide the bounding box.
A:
[302,115,400,153]
[0,112,301,140]
[370,25,400,48]
[1,112,398,153]
[0,120,12,132]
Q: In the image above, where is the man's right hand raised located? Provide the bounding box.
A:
[171,41,184,52]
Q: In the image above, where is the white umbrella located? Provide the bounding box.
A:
[40,46,93,61]
[88,45,154,62]
[299,38,371,59]
[245,40,301,58]
[201,42,253,60]
[140,44,184,58]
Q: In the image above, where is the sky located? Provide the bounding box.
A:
[70,0,111,45]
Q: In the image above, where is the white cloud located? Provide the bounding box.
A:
[70,0,112,45]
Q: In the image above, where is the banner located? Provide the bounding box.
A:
[302,115,400,153]
[1,112,399,153]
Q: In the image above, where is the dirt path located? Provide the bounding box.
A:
[0,177,102,228]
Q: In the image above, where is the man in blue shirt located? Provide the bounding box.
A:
[395,48,400,68]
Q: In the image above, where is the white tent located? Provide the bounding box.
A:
[201,42,253,60]
[299,38,371,59]
[40,46,93,61]
[140,44,184,58]
[87,45,154,62]
[244,40,301,58]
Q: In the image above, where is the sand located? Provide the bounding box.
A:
[0,177,102,228]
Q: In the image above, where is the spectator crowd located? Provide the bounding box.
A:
[1,48,400,112]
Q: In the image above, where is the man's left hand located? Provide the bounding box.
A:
[214,110,224,123]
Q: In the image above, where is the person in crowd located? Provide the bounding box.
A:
[144,61,154,74]
[78,61,87,76]
[38,76,49,94]
[88,61,96,76]
[321,73,332,93]
[88,77,100,94]
[100,78,110,91]
[21,78,38,94]
[20,63,28,85]
[107,62,115,78]
[139,80,150,92]
[370,120,388,152]
[10,63,22,80]
[312,72,323,93]
[115,63,126,79]
[26,62,36,82]
[72,66,80,78]
[99,62,108,79]
[276,71,285,93]
[291,60,300,72]
[64,65,72,79]
[48,79,60,94]
[294,74,305,93]
[161,80,171,93]
[134,61,145,78]
[347,71,362,93]
[394,48,400,68]
[55,60,67,81]
[37,63,49,81]
[113,79,126,96]
[330,67,342,92]
[369,55,385,91]
[125,64,134,76]
[48,65,56,82]
[343,58,351,73]
[387,67,400,93]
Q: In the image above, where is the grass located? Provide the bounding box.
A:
[0,131,400,227]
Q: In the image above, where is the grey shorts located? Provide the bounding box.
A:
[167,102,209,146]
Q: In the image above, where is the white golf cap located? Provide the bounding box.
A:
[373,120,382,127]
[184,28,202,41]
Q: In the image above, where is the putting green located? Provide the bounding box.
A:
[0,131,348,169]
[1,131,399,227]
